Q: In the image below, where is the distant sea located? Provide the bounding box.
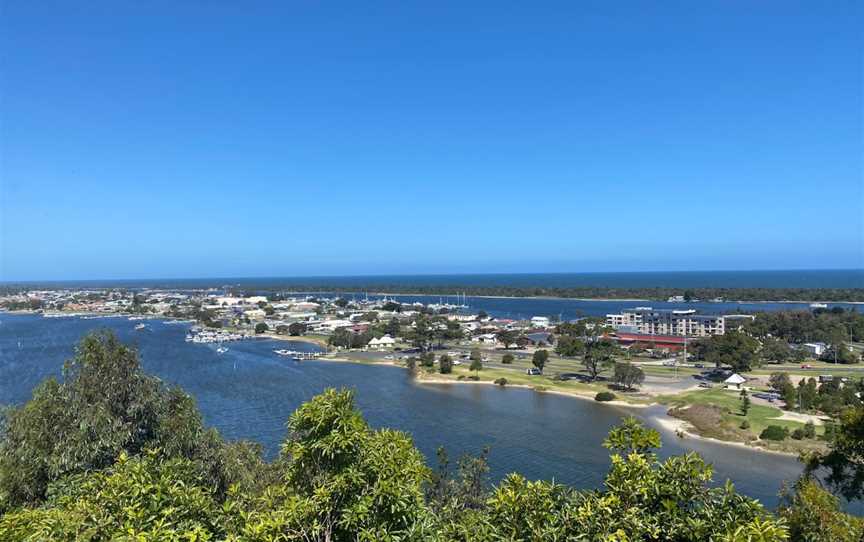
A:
[4,269,863,290]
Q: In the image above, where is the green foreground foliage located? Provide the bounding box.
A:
[1,331,861,541]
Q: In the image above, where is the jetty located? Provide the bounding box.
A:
[274,349,322,360]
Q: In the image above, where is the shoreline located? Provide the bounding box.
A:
[651,415,798,457]
[414,373,652,409]
[312,355,797,457]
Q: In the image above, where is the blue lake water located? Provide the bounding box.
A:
[0,312,810,509]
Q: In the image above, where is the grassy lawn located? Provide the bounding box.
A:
[414,363,650,404]
[749,362,863,378]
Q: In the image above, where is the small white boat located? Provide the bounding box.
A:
[809,303,828,309]
[134,323,146,330]
[216,346,229,354]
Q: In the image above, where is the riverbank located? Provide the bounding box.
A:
[651,414,803,457]
[312,353,823,457]
[414,371,651,409]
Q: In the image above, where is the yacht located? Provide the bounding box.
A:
[134,323,146,331]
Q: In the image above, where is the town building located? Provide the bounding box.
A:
[605,308,753,338]
[368,335,396,349]
[530,316,551,328]
[803,342,827,356]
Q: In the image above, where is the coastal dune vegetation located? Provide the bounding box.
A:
[1,332,862,540]
[4,284,864,305]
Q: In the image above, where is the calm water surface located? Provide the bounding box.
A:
[12,269,863,289]
[1,312,805,509]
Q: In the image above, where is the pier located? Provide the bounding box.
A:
[274,349,323,360]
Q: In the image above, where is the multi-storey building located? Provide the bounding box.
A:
[605,308,751,337]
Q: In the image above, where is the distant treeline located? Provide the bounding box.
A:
[3,284,864,302]
[261,285,864,303]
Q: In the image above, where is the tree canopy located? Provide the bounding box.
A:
[582,340,617,380]
[698,331,761,372]
[0,330,260,510]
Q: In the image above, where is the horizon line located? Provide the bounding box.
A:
[2,267,863,286]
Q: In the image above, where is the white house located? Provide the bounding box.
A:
[243,308,266,320]
[317,319,354,333]
[368,335,396,349]
[472,333,498,345]
[803,342,827,357]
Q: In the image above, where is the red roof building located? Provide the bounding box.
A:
[610,332,688,350]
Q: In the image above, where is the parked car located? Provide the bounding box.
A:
[526,368,542,376]
[698,382,713,389]
[694,363,705,368]
[801,364,813,369]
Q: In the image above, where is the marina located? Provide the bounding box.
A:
[185,328,252,344]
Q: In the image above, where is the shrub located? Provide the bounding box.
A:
[740,420,750,430]
[791,428,805,440]
[595,392,616,402]
[494,378,508,386]
[803,421,816,439]
[501,353,514,364]
[760,425,789,441]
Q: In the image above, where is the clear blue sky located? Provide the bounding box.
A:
[1,1,861,280]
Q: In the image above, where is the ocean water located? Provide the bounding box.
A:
[5,269,863,290]
[0,312,808,509]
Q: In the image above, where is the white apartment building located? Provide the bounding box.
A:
[605,308,751,337]
[530,316,551,328]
